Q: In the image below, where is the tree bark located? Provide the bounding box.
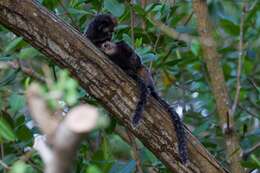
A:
[0,1,228,173]
[192,1,244,173]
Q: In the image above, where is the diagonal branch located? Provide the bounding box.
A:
[147,14,197,43]
[0,1,227,172]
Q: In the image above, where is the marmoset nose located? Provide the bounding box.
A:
[111,16,117,25]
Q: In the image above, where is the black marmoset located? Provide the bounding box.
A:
[101,41,151,126]
[84,14,188,164]
[101,41,188,164]
[84,14,117,47]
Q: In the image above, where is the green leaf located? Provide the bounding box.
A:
[86,165,102,173]
[0,118,16,141]
[135,38,142,48]
[122,34,132,46]
[92,136,114,172]
[104,0,125,17]
[241,159,260,169]
[191,39,201,56]
[18,47,39,59]
[133,4,146,16]
[251,155,260,167]
[0,69,20,87]
[0,56,16,62]
[67,8,91,16]
[4,37,23,53]
[220,18,239,36]
[42,0,59,10]
[244,59,253,75]
[16,125,33,142]
[8,94,25,114]
[193,121,210,136]
[142,53,157,63]
[10,161,32,173]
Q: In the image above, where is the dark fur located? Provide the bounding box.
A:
[84,15,188,164]
[101,41,188,164]
[84,14,117,47]
[101,41,149,126]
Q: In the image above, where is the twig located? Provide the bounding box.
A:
[129,0,135,47]
[58,0,78,29]
[6,60,45,83]
[183,12,194,26]
[231,0,248,116]
[247,0,258,12]
[192,0,244,172]
[115,127,144,173]
[26,83,99,173]
[0,160,9,170]
[153,32,161,52]
[115,127,159,173]
[27,84,59,137]
[247,78,259,93]
[140,0,147,29]
[238,104,259,119]
[243,142,260,159]
[127,131,144,173]
[115,127,131,144]
[1,142,6,173]
[147,14,197,44]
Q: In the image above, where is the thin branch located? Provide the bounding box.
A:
[153,32,161,52]
[247,78,259,93]
[231,0,248,116]
[247,0,258,12]
[243,142,260,159]
[140,0,147,29]
[0,137,6,173]
[192,0,244,172]
[147,14,197,44]
[0,160,9,170]
[129,0,135,47]
[26,84,59,137]
[127,131,144,173]
[238,104,259,119]
[27,83,99,173]
[115,127,159,173]
[183,12,194,26]
[58,0,78,29]
[7,60,45,83]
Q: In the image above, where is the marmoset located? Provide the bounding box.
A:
[84,14,188,164]
[83,14,117,47]
[101,41,188,164]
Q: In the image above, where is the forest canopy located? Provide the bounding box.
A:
[0,0,260,173]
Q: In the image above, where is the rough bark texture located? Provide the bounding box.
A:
[192,1,244,173]
[0,1,228,173]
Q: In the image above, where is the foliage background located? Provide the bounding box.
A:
[0,0,260,172]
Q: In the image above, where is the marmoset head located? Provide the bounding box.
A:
[101,41,117,55]
[84,14,117,45]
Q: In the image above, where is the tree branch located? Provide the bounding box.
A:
[147,14,197,44]
[0,1,227,172]
[27,83,99,173]
[192,0,244,173]
[231,0,248,116]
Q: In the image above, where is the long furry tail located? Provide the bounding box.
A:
[150,87,188,164]
[131,77,150,127]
